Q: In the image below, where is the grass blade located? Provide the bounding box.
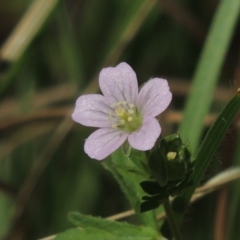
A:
[180,0,240,153]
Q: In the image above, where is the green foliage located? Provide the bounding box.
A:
[140,134,193,213]
[180,0,240,153]
[1,0,240,239]
[227,131,240,239]
[103,148,158,230]
[54,212,159,240]
[183,93,240,203]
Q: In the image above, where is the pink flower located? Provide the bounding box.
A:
[72,62,172,160]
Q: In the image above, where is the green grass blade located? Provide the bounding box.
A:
[182,92,240,207]
[226,130,240,239]
[180,0,240,153]
[0,0,59,97]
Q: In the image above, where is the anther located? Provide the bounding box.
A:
[167,152,177,160]
[129,103,134,108]
[115,108,124,116]
[128,109,134,114]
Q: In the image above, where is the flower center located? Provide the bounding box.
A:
[109,101,142,132]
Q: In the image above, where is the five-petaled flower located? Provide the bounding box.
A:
[72,62,172,160]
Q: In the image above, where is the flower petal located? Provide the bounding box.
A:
[84,128,128,160]
[128,118,161,150]
[72,94,111,127]
[137,78,172,118]
[99,62,138,104]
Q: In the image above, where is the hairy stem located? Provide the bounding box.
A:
[163,198,183,240]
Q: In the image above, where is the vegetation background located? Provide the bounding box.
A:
[0,0,240,239]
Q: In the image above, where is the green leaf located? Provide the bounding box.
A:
[140,198,164,213]
[149,146,168,186]
[227,131,240,238]
[102,148,158,230]
[54,228,112,240]
[186,93,240,200]
[160,220,173,240]
[180,0,240,153]
[140,181,165,195]
[176,92,240,222]
[54,212,159,240]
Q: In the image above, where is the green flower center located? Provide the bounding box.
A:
[109,101,142,132]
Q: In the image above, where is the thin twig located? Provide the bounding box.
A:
[106,209,135,221]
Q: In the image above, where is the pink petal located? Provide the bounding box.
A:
[128,118,161,150]
[72,94,111,128]
[137,78,172,118]
[99,62,138,104]
[84,128,128,160]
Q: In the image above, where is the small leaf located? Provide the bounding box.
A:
[140,181,165,195]
[140,199,162,213]
[148,146,168,186]
[54,227,112,240]
[161,219,173,240]
[141,195,166,212]
[56,212,160,240]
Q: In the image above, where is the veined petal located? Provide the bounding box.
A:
[72,94,111,127]
[99,62,138,104]
[137,78,172,118]
[84,128,128,160]
[128,118,161,150]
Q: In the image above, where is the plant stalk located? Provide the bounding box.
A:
[163,198,183,240]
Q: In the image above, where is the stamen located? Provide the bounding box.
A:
[167,152,177,160]
[115,108,125,116]
[109,101,142,132]
[129,103,134,108]
[128,109,134,114]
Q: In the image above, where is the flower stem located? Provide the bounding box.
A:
[163,198,183,240]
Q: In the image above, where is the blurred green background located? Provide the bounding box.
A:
[0,0,240,239]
